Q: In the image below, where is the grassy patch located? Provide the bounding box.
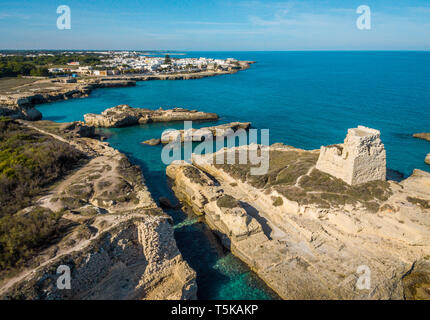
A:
[0,117,86,217]
[272,196,283,207]
[217,195,240,209]
[183,166,206,185]
[407,197,430,209]
[0,206,71,272]
[214,148,391,210]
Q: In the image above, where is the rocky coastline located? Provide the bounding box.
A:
[84,104,219,128]
[0,61,254,121]
[160,122,251,144]
[0,119,197,300]
[413,133,430,142]
[166,141,430,299]
[413,133,430,165]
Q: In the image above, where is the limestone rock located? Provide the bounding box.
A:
[84,105,218,128]
[2,216,197,300]
[0,122,197,300]
[413,133,430,142]
[142,138,161,146]
[316,126,386,185]
[426,153,430,165]
[161,122,251,144]
[61,121,95,137]
[166,144,430,300]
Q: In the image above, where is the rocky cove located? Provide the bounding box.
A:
[0,119,197,300]
[2,52,430,300]
[0,61,280,300]
[166,141,430,299]
[0,61,253,122]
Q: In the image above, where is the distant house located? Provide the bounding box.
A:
[93,70,117,76]
[207,63,216,71]
[93,70,107,76]
[67,61,80,66]
[48,68,62,73]
[76,66,93,74]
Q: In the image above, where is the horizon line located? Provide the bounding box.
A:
[1,49,430,52]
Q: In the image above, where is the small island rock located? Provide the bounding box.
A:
[413,133,430,142]
[142,138,161,146]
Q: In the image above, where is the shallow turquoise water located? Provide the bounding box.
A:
[37,51,430,299]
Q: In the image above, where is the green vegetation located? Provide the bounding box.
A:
[402,267,430,300]
[0,53,101,78]
[0,207,69,271]
[0,117,86,216]
[183,166,206,185]
[272,196,283,207]
[407,196,430,209]
[214,149,392,212]
[0,118,88,273]
[217,195,240,209]
[164,54,172,64]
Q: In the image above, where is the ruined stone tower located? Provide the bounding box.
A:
[316,126,386,185]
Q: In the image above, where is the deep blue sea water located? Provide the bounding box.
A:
[37,51,430,299]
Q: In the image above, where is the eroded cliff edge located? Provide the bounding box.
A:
[166,144,430,300]
[0,60,253,121]
[0,119,196,300]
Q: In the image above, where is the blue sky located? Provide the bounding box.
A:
[1,0,430,50]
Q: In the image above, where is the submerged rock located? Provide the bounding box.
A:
[159,196,176,209]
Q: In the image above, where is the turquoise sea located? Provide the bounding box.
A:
[37,51,430,299]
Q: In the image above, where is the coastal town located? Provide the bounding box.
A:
[0,50,245,78]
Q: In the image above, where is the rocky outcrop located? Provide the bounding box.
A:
[161,122,251,144]
[142,138,161,146]
[413,133,430,142]
[2,215,197,300]
[0,61,253,121]
[0,105,42,121]
[426,153,430,165]
[0,80,136,114]
[0,120,197,300]
[166,143,430,300]
[84,105,218,128]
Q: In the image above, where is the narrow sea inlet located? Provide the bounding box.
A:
[37,51,430,299]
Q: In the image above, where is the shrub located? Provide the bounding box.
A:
[217,195,240,209]
[407,197,430,209]
[0,207,67,270]
[0,118,86,217]
[272,196,283,207]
